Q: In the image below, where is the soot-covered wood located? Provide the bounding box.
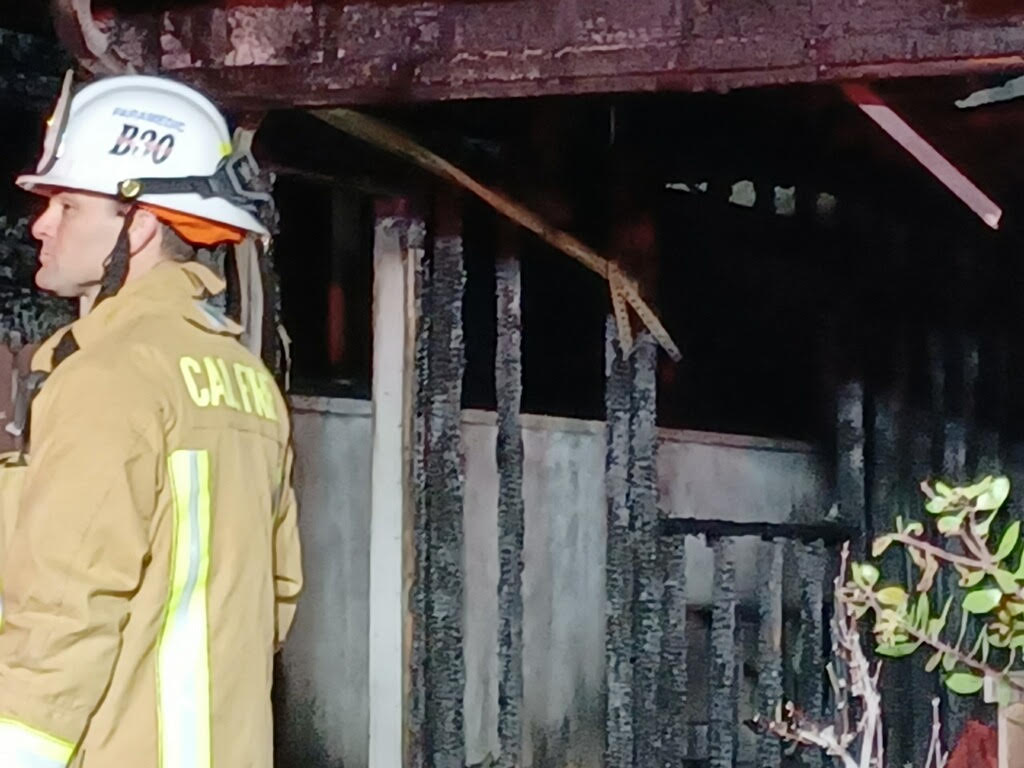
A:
[658,529,687,768]
[604,316,635,768]
[629,332,661,768]
[495,230,524,768]
[416,195,467,768]
[708,538,737,768]
[110,1,1024,106]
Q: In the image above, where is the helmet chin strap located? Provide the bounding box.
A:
[92,205,138,309]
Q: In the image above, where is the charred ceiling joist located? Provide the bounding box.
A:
[70,0,1024,106]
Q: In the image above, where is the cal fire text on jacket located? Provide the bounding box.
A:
[179,355,280,421]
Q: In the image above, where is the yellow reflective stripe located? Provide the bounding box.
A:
[158,450,212,768]
[0,717,74,767]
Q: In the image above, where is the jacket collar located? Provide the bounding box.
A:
[32,260,242,373]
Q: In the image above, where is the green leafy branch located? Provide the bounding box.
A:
[750,544,948,768]
[847,475,1024,703]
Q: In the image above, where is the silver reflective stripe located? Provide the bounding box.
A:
[0,718,74,767]
[158,450,212,768]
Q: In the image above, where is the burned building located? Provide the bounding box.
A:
[5,0,1024,766]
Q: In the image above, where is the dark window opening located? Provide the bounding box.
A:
[264,81,1024,446]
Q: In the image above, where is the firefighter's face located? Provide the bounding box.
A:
[31,190,127,297]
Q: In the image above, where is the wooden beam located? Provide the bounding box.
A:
[660,518,856,545]
[104,0,1024,106]
[843,84,1002,229]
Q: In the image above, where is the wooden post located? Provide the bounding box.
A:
[907,395,941,768]
[495,222,525,768]
[985,675,1024,768]
[795,540,825,768]
[369,198,421,768]
[423,190,468,768]
[630,330,662,768]
[755,541,784,768]
[836,381,866,557]
[937,331,973,746]
[605,316,635,768]
[658,531,687,768]
[408,206,430,768]
[709,537,737,768]
[873,377,911,765]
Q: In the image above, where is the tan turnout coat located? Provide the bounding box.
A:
[0,260,302,768]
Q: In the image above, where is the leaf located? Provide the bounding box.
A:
[943,652,957,672]
[963,588,1003,614]
[927,617,947,636]
[877,586,908,607]
[910,545,929,569]
[938,515,963,534]
[974,512,997,538]
[917,554,940,593]
[977,477,1011,511]
[972,629,987,654]
[926,650,943,672]
[946,672,984,695]
[926,497,950,515]
[854,563,879,588]
[916,593,930,629]
[872,536,894,557]
[997,522,1021,561]
[904,521,924,536]
[936,481,954,497]
[876,641,919,658]
[956,568,985,589]
[994,569,1019,595]
[989,620,1011,648]
[964,477,993,501]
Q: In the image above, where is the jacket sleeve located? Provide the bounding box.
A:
[273,443,302,650]
[0,361,160,766]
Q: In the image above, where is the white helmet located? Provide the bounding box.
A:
[17,73,273,237]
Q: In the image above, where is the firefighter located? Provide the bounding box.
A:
[0,73,302,767]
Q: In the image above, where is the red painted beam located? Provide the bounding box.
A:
[94,0,1024,106]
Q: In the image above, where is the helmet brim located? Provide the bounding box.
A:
[16,172,270,238]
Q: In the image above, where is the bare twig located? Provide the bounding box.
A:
[886,530,1024,603]
[752,544,955,768]
[924,698,948,768]
[751,544,886,768]
[888,533,988,571]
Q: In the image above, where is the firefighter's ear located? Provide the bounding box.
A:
[127,208,161,256]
